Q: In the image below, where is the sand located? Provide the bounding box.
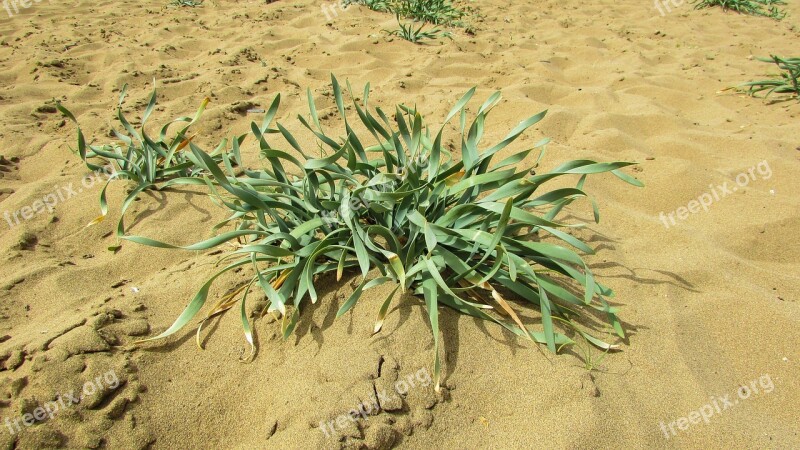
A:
[0,0,799,448]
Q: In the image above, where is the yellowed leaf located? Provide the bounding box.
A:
[272,268,291,290]
[444,170,465,187]
[86,215,106,227]
[491,289,533,342]
[196,283,248,349]
[175,133,197,152]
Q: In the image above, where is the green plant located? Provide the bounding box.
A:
[60,76,642,390]
[574,339,611,372]
[343,0,392,13]
[56,86,240,232]
[693,0,786,19]
[385,14,451,44]
[169,0,204,6]
[389,0,466,26]
[739,55,800,101]
[348,0,471,27]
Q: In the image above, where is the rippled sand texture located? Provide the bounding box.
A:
[0,0,798,448]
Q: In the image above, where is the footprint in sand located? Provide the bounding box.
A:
[0,155,20,181]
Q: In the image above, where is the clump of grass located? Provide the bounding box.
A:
[59,76,641,389]
[693,0,786,19]
[169,0,204,6]
[348,0,471,27]
[385,14,451,44]
[574,338,611,373]
[389,0,466,26]
[344,0,392,13]
[739,55,800,101]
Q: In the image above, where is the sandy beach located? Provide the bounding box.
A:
[0,0,799,448]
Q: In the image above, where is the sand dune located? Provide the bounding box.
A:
[0,0,798,448]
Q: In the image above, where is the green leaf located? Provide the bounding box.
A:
[421,276,442,392]
[337,276,393,317]
[373,285,400,334]
[533,271,557,353]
